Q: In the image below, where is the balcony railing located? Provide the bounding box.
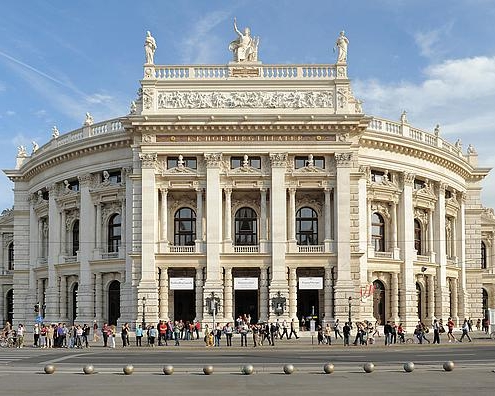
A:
[102,252,119,259]
[233,245,259,253]
[297,245,324,253]
[169,245,195,253]
[416,255,430,262]
[374,251,393,259]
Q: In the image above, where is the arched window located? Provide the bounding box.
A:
[296,207,318,245]
[8,242,14,271]
[107,214,121,253]
[234,207,257,245]
[371,213,385,252]
[174,208,196,246]
[481,241,487,269]
[414,219,422,255]
[72,220,80,256]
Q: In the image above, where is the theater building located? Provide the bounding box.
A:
[1,27,494,331]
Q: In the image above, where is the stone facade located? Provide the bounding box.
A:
[0,32,494,332]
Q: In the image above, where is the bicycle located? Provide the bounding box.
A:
[0,334,15,348]
[490,331,495,340]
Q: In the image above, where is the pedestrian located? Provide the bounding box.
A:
[149,325,157,347]
[174,322,181,346]
[240,322,249,347]
[83,323,90,347]
[158,320,167,346]
[288,319,299,339]
[33,323,40,347]
[384,321,392,345]
[333,319,343,339]
[214,322,222,347]
[109,325,116,348]
[121,322,129,347]
[459,319,472,342]
[476,318,481,331]
[447,317,458,342]
[397,323,405,343]
[270,322,278,346]
[343,322,351,346]
[102,323,109,347]
[16,324,25,348]
[432,319,441,344]
[224,322,233,346]
[324,323,332,345]
[92,320,99,342]
[135,324,143,346]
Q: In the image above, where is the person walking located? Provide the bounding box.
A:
[343,322,351,346]
[135,324,143,346]
[459,319,472,342]
[447,317,458,342]
[432,319,441,344]
[333,319,343,339]
[102,323,109,347]
[324,323,332,345]
[288,319,299,340]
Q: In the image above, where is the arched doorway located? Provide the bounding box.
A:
[6,289,13,325]
[482,288,489,320]
[71,283,78,323]
[108,280,120,325]
[416,282,423,321]
[373,280,385,324]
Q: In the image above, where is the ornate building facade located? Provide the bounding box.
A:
[1,27,494,331]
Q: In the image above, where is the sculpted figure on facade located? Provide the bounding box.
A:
[229,18,259,62]
[467,144,476,154]
[31,141,39,154]
[52,126,60,139]
[84,112,94,126]
[129,101,137,115]
[144,31,157,64]
[17,145,27,157]
[335,30,349,63]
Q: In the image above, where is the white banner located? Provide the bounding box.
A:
[299,277,323,290]
[234,277,259,290]
[169,277,194,290]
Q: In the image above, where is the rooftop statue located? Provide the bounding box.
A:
[144,31,157,65]
[335,30,349,63]
[52,126,60,139]
[229,17,259,62]
[84,112,94,126]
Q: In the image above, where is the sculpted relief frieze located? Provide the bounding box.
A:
[157,90,335,110]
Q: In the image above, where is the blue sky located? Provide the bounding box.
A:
[0,0,494,210]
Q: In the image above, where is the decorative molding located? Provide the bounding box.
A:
[157,90,334,109]
[371,202,391,220]
[143,88,154,110]
[78,173,94,188]
[414,208,428,225]
[403,172,415,186]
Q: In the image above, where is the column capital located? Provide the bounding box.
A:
[402,172,415,186]
[269,152,288,168]
[204,152,223,168]
[159,187,168,195]
[78,173,94,188]
[224,186,232,195]
[139,152,158,169]
[334,152,352,167]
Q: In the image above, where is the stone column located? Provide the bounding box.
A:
[95,203,102,256]
[268,153,289,320]
[203,153,224,320]
[60,275,67,320]
[324,267,334,321]
[195,268,204,322]
[60,210,67,256]
[288,268,298,320]
[427,274,435,322]
[391,202,400,259]
[195,188,203,252]
[77,173,96,323]
[367,198,374,257]
[434,182,449,319]
[260,188,268,253]
[391,272,399,322]
[223,267,233,323]
[398,172,418,330]
[259,268,269,322]
[95,272,103,323]
[37,278,44,309]
[138,153,159,325]
[457,193,467,319]
[160,188,168,243]
[324,188,332,252]
[334,153,354,321]
[451,277,459,324]
[38,220,43,259]
[224,187,232,247]
[428,209,435,262]
[288,187,296,241]
[159,268,169,320]
[46,183,61,323]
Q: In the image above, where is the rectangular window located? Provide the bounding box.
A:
[167,157,197,169]
[294,156,325,169]
[414,179,425,190]
[230,156,261,169]
[108,171,121,183]
[371,170,384,183]
[69,181,79,192]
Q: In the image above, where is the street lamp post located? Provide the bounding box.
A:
[348,296,352,326]
[210,292,216,332]
[142,296,146,330]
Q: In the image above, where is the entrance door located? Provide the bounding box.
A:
[108,280,120,325]
[173,290,195,322]
[297,289,319,328]
[234,290,258,324]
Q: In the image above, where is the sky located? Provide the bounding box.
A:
[0,0,494,211]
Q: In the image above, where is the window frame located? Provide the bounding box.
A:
[371,212,385,252]
[234,207,258,246]
[107,214,122,253]
[296,207,319,245]
[174,207,197,246]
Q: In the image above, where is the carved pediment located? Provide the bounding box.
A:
[413,183,437,209]
[228,165,262,176]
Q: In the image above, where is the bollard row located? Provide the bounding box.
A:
[41,361,458,375]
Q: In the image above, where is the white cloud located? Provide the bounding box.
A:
[179,10,231,64]
[5,110,15,116]
[414,22,454,59]
[354,55,495,209]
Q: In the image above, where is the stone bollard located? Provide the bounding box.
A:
[162,365,174,375]
[83,364,95,375]
[363,362,375,373]
[242,364,254,375]
[203,365,214,375]
[403,362,415,373]
[123,365,134,375]
[283,364,295,375]
[43,364,56,374]
[443,361,455,372]
[323,363,335,374]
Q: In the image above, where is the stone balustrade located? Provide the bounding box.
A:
[297,245,324,253]
[369,117,464,158]
[152,64,338,80]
